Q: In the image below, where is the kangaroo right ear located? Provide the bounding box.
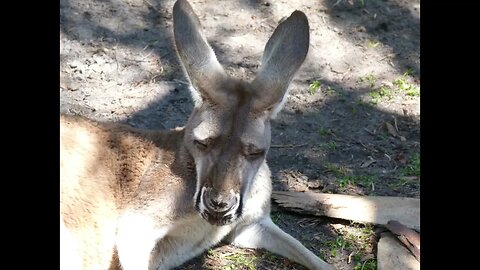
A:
[173,0,227,105]
[251,11,310,117]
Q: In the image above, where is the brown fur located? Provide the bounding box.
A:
[60,114,192,269]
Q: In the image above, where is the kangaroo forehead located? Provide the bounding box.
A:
[192,83,268,141]
[220,79,256,108]
[192,108,266,140]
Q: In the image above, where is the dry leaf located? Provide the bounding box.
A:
[386,122,406,141]
[385,220,420,261]
[394,153,407,165]
[361,158,376,168]
[306,180,323,189]
[292,184,308,192]
[331,223,344,230]
[386,122,398,136]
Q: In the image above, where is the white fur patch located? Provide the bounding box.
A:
[189,85,203,108]
[60,216,82,270]
[193,159,204,209]
[199,186,208,214]
[225,192,241,217]
[116,213,169,270]
[269,87,290,119]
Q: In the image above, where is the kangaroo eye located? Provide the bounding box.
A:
[247,150,265,160]
[193,139,210,151]
[243,144,265,160]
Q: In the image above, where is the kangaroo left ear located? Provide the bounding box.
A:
[173,0,227,106]
[251,11,310,118]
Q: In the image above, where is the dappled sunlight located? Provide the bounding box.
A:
[60,0,173,41]
[356,90,420,116]
[303,13,397,85]
[323,0,420,78]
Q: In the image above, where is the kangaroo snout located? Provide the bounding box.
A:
[203,188,238,212]
[199,186,240,226]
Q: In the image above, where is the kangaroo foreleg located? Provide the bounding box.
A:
[228,217,334,270]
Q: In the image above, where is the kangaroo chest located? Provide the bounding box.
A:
[152,214,235,269]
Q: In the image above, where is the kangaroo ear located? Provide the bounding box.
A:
[251,11,310,117]
[173,0,227,105]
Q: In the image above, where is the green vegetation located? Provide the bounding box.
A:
[394,77,420,97]
[390,153,420,189]
[270,212,294,225]
[359,74,376,88]
[335,222,377,269]
[338,174,378,189]
[318,127,331,136]
[402,153,420,177]
[393,69,420,97]
[358,70,419,105]
[354,259,377,270]
[308,80,347,103]
[343,222,375,252]
[223,252,257,270]
[324,163,352,177]
[369,85,394,104]
[309,80,321,95]
[320,141,337,151]
[326,236,351,257]
[367,40,380,48]
[260,251,278,261]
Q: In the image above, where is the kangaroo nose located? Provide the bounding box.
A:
[204,188,237,212]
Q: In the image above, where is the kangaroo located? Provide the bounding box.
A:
[60,0,333,269]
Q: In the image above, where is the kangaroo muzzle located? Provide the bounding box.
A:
[199,187,241,226]
[204,188,237,212]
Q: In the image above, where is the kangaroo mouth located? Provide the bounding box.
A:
[200,210,236,226]
[195,187,243,226]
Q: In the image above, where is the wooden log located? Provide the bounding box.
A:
[271,191,420,231]
[385,220,420,261]
[377,233,420,270]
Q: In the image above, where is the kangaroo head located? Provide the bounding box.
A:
[173,0,309,226]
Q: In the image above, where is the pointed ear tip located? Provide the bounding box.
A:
[173,0,190,14]
[290,10,309,22]
[173,0,181,9]
[173,0,200,33]
[175,0,188,6]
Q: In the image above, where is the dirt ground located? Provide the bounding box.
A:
[60,0,420,269]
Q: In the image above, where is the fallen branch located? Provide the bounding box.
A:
[271,143,308,149]
[271,191,419,231]
[385,220,420,261]
[377,233,420,270]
